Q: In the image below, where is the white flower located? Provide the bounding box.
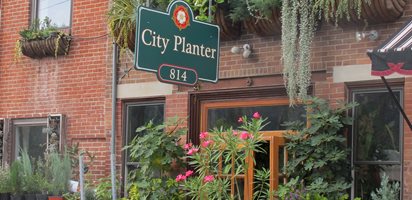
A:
[177,10,186,25]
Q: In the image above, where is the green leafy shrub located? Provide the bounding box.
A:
[123,117,186,199]
[280,97,358,198]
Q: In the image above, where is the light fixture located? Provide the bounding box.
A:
[355,30,379,42]
[231,44,252,58]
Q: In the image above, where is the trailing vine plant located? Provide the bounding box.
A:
[281,0,370,105]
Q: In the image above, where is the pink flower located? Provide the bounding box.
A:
[183,143,193,150]
[185,170,194,177]
[202,140,213,148]
[200,131,209,139]
[253,112,261,119]
[238,117,243,123]
[175,174,187,182]
[233,131,239,136]
[204,175,214,183]
[187,148,199,155]
[240,131,250,140]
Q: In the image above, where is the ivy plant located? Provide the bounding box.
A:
[281,97,358,199]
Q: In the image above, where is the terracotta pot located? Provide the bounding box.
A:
[47,196,62,200]
[243,8,282,36]
[336,0,407,25]
[214,4,241,40]
[20,33,71,59]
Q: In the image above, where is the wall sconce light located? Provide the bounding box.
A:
[355,30,379,42]
[231,44,252,58]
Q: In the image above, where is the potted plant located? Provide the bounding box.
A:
[0,165,11,200]
[16,17,71,59]
[47,152,71,200]
[9,161,23,200]
[20,150,37,200]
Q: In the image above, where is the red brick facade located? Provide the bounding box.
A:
[1,0,412,198]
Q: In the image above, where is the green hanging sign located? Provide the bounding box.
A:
[134,0,220,86]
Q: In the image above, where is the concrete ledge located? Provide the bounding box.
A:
[333,64,409,83]
[117,82,173,98]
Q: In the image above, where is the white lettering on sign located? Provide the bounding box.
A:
[140,28,217,59]
[173,35,216,59]
[141,29,170,55]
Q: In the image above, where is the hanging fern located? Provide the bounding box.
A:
[281,0,370,104]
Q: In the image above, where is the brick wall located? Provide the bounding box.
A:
[0,0,113,180]
[2,0,412,197]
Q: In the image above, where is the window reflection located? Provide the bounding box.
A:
[207,105,305,130]
[37,0,71,27]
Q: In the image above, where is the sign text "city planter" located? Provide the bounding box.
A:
[134,0,220,86]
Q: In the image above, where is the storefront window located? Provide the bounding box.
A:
[352,89,402,199]
[123,101,164,187]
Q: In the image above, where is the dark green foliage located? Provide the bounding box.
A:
[124,117,186,199]
[281,97,357,198]
[19,17,58,41]
[0,165,11,194]
[229,0,282,22]
[9,161,22,195]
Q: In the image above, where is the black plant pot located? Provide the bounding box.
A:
[0,193,11,200]
[35,194,47,200]
[23,194,35,200]
[10,194,24,200]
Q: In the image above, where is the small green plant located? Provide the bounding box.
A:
[94,178,115,200]
[19,17,58,41]
[48,152,72,196]
[371,173,400,200]
[281,97,358,198]
[9,161,23,195]
[0,165,11,194]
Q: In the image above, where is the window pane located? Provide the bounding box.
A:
[353,91,401,162]
[16,125,47,159]
[38,0,71,27]
[234,178,245,199]
[126,103,164,162]
[354,164,401,199]
[207,105,305,130]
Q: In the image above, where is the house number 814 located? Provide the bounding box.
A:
[169,68,187,82]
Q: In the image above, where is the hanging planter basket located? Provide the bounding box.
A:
[337,0,407,25]
[112,26,136,52]
[214,4,241,40]
[243,8,282,37]
[20,32,71,59]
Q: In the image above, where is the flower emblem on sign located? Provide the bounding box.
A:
[172,5,190,30]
